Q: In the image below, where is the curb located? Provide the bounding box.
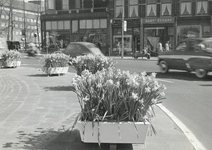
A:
[157,104,206,150]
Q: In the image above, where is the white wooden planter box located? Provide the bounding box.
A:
[42,67,69,75]
[4,60,21,67]
[77,121,149,144]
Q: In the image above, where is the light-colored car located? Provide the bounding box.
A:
[61,42,104,57]
[158,38,212,78]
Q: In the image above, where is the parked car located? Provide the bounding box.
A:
[60,42,104,57]
[158,38,212,78]
[7,41,21,51]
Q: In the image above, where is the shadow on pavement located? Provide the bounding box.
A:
[44,85,75,91]
[155,71,212,81]
[3,129,133,150]
[28,74,67,77]
[3,128,61,149]
[44,130,133,150]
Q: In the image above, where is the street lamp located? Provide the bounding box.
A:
[23,0,26,51]
[121,4,124,58]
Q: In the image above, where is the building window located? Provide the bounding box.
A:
[79,19,107,29]
[93,19,100,28]
[100,19,107,28]
[63,0,69,10]
[1,15,5,19]
[46,21,70,30]
[83,0,93,9]
[58,21,64,29]
[203,25,210,36]
[55,0,62,10]
[161,3,172,16]
[146,0,157,17]
[72,20,78,33]
[115,0,124,18]
[75,0,81,9]
[86,20,93,29]
[196,1,208,15]
[1,23,5,27]
[52,21,57,30]
[80,20,86,29]
[48,0,55,9]
[129,0,138,18]
[64,21,70,29]
[146,4,157,17]
[180,1,191,16]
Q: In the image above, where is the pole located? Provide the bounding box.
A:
[23,0,26,52]
[121,3,124,58]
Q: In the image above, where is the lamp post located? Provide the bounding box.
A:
[23,0,26,51]
[121,4,124,58]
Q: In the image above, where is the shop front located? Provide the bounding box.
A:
[177,16,211,43]
[142,17,175,55]
[41,12,109,54]
[112,19,140,56]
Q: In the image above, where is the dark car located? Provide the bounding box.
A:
[7,41,21,51]
[158,38,212,78]
[60,42,104,57]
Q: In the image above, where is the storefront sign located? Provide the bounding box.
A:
[144,18,174,24]
[41,12,107,20]
[113,19,140,27]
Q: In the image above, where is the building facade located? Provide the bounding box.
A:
[41,0,212,55]
[0,0,42,47]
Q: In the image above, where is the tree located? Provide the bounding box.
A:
[0,0,8,35]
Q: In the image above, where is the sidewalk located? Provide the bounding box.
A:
[0,66,194,150]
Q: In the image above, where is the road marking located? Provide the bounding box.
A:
[157,79,174,83]
[157,104,207,150]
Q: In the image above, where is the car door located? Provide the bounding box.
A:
[64,44,78,57]
[171,41,188,70]
[187,41,212,71]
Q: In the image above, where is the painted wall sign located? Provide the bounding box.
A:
[143,17,174,24]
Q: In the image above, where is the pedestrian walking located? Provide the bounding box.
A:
[117,41,121,56]
[158,41,163,52]
[165,41,170,51]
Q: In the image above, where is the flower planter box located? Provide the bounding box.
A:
[42,67,69,75]
[3,60,21,68]
[77,121,149,144]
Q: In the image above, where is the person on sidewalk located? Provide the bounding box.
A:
[158,41,163,52]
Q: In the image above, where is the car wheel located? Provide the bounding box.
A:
[159,60,169,73]
[195,69,207,78]
[134,55,138,59]
[146,54,150,59]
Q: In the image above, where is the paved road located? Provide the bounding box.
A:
[115,58,212,150]
[0,56,195,150]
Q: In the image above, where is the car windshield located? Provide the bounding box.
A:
[201,41,212,53]
[87,44,97,49]
[87,44,104,56]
